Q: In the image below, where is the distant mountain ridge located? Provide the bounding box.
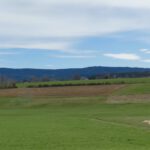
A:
[0,66,150,81]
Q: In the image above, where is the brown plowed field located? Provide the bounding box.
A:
[0,85,125,97]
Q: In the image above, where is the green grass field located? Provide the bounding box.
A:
[0,91,150,150]
[1,78,150,149]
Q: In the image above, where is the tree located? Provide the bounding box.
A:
[73,74,81,80]
[0,75,16,89]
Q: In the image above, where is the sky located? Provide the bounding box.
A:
[1,0,150,69]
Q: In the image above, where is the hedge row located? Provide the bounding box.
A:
[27,81,126,88]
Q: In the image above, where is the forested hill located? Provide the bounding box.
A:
[0,66,150,81]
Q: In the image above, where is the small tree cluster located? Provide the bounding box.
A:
[0,75,17,89]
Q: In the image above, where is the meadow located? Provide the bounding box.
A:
[0,78,150,149]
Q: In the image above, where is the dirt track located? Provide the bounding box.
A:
[0,85,125,97]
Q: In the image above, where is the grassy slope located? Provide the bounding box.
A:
[116,83,150,95]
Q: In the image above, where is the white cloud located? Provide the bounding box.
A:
[0,8,142,38]
[0,42,70,51]
[104,53,140,60]
[59,49,101,55]
[3,0,150,9]
[142,59,150,63]
[45,64,55,68]
[49,55,96,59]
[0,0,150,50]
[0,0,149,61]
[140,48,150,54]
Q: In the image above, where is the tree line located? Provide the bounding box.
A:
[0,75,16,89]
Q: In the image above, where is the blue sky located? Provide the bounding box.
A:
[1,0,150,69]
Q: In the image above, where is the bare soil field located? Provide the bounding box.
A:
[0,85,125,97]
